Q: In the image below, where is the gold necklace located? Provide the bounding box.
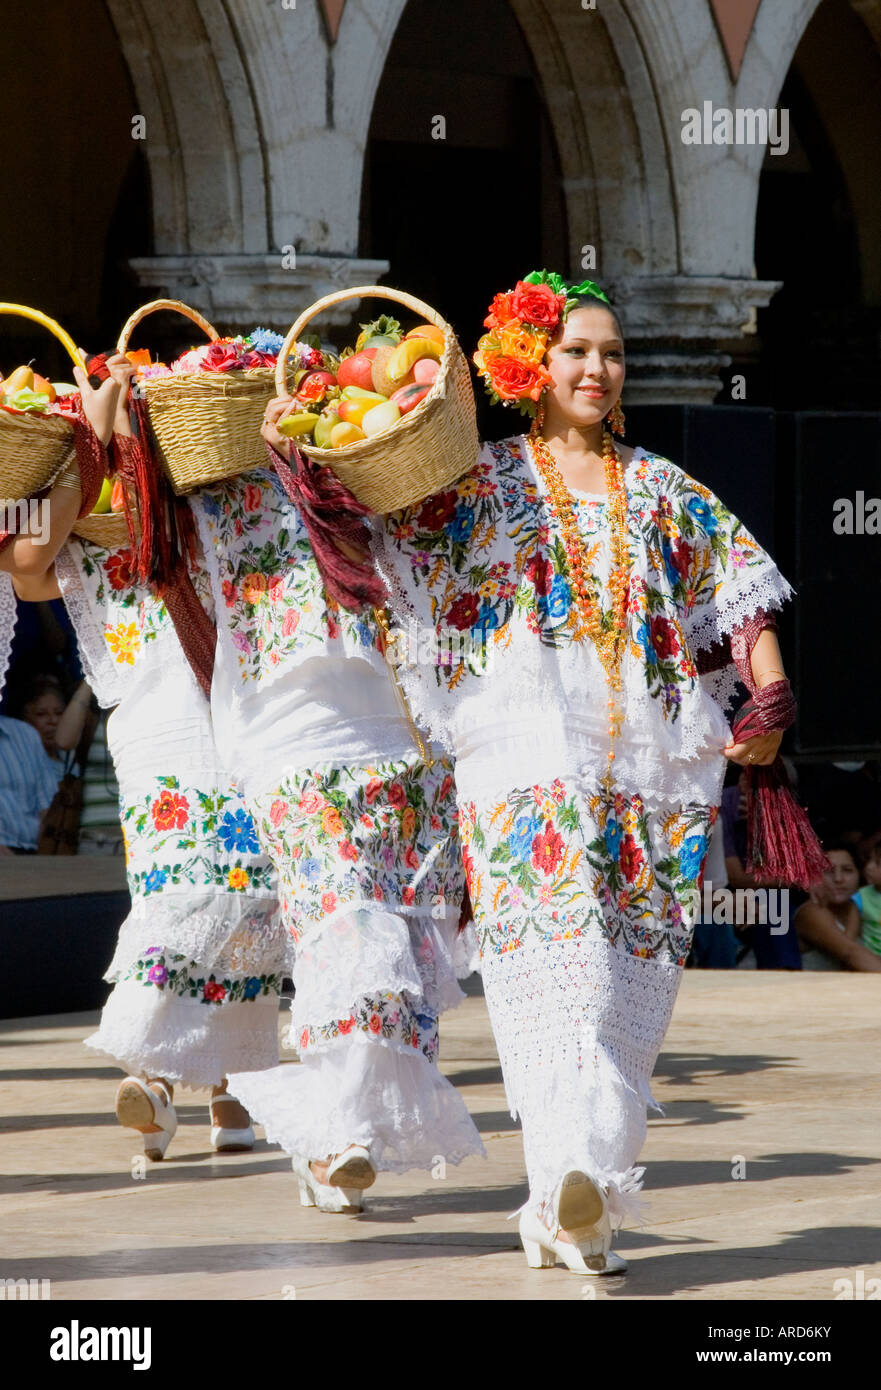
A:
[528,422,630,787]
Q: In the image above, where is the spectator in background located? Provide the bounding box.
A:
[0,713,61,854]
[56,681,122,855]
[18,675,67,782]
[794,843,881,971]
[853,840,881,958]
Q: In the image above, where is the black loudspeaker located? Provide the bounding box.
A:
[790,413,881,755]
[625,406,778,552]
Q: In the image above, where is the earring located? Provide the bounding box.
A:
[605,400,625,437]
[530,394,546,436]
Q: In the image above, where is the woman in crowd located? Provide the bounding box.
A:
[371,271,822,1274]
[795,843,881,971]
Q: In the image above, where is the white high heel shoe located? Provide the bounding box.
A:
[291,1154,366,1213]
[115,1077,177,1162]
[519,1170,627,1276]
[326,1145,375,1190]
[209,1095,255,1153]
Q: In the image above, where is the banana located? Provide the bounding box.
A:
[386,337,443,385]
[277,411,320,438]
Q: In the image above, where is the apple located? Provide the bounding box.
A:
[361,400,401,437]
[337,349,378,392]
[338,398,377,428]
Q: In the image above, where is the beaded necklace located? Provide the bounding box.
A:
[527,420,631,789]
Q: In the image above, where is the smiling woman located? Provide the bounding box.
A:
[373,268,825,1277]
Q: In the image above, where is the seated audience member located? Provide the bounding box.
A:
[853,839,881,958]
[18,675,67,782]
[0,713,61,854]
[794,843,881,971]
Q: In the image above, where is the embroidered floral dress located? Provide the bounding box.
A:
[54,538,286,1087]
[373,434,793,1216]
[190,470,483,1172]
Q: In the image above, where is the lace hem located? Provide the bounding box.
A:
[480,937,682,1224]
[685,566,794,653]
[85,979,280,1088]
[228,1032,486,1173]
[105,900,287,981]
[0,572,16,699]
[56,542,126,708]
[699,663,743,716]
[287,906,466,1033]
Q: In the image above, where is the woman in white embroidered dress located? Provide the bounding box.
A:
[188,458,484,1209]
[1,369,287,1159]
[372,273,798,1273]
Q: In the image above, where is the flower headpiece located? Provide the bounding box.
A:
[473,269,610,417]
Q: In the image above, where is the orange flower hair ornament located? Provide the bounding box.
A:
[473,270,610,418]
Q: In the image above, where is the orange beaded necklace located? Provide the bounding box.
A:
[527,417,631,787]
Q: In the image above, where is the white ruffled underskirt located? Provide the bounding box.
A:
[480,935,683,1225]
[85,979,280,1089]
[286,905,465,1039]
[229,1032,486,1173]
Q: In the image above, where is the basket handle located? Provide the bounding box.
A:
[116,298,220,355]
[0,303,88,375]
[275,285,448,396]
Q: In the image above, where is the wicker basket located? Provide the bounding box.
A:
[0,304,87,499]
[276,286,479,513]
[117,299,278,496]
[71,511,139,548]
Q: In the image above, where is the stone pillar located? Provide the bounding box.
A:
[126,253,390,334]
[606,275,782,404]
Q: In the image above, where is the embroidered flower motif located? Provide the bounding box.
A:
[143,867,168,894]
[219,809,260,854]
[531,820,565,876]
[203,980,227,1003]
[151,790,190,831]
[147,963,168,985]
[227,866,250,890]
[106,622,141,665]
[104,549,136,591]
[269,799,289,827]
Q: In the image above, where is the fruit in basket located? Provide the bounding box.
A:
[31,374,56,402]
[2,387,51,412]
[385,338,443,386]
[277,411,322,438]
[337,349,378,392]
[91,478,114,514]
[405,324,446,349]
[362,400,401,437]
[355,316,403,352]
[313,411,340,449]
[330,421,366,448]
[295,369,337,405]
[1,365,35,396]
[111,479,126,513]
[338,397,380,428]
[391,383,431,414]
[51,382,78,397]
[412,357,440,385]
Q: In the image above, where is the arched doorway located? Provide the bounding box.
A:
[0,0,150,373]
[360,0,567,436]
[732,0,881,410]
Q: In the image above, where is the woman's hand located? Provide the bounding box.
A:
[723,729,783,767]
[261,395,295,460]
[72,353,135,445]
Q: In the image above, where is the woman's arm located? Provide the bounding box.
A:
[724,627,787,766]
[795,902,881,972]
[55,679,94,752]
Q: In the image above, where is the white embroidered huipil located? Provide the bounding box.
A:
[55,538,286,1087]
[373,436,794,1217]
[190,470,483,1172]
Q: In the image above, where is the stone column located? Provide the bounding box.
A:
[606,274,782,404]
